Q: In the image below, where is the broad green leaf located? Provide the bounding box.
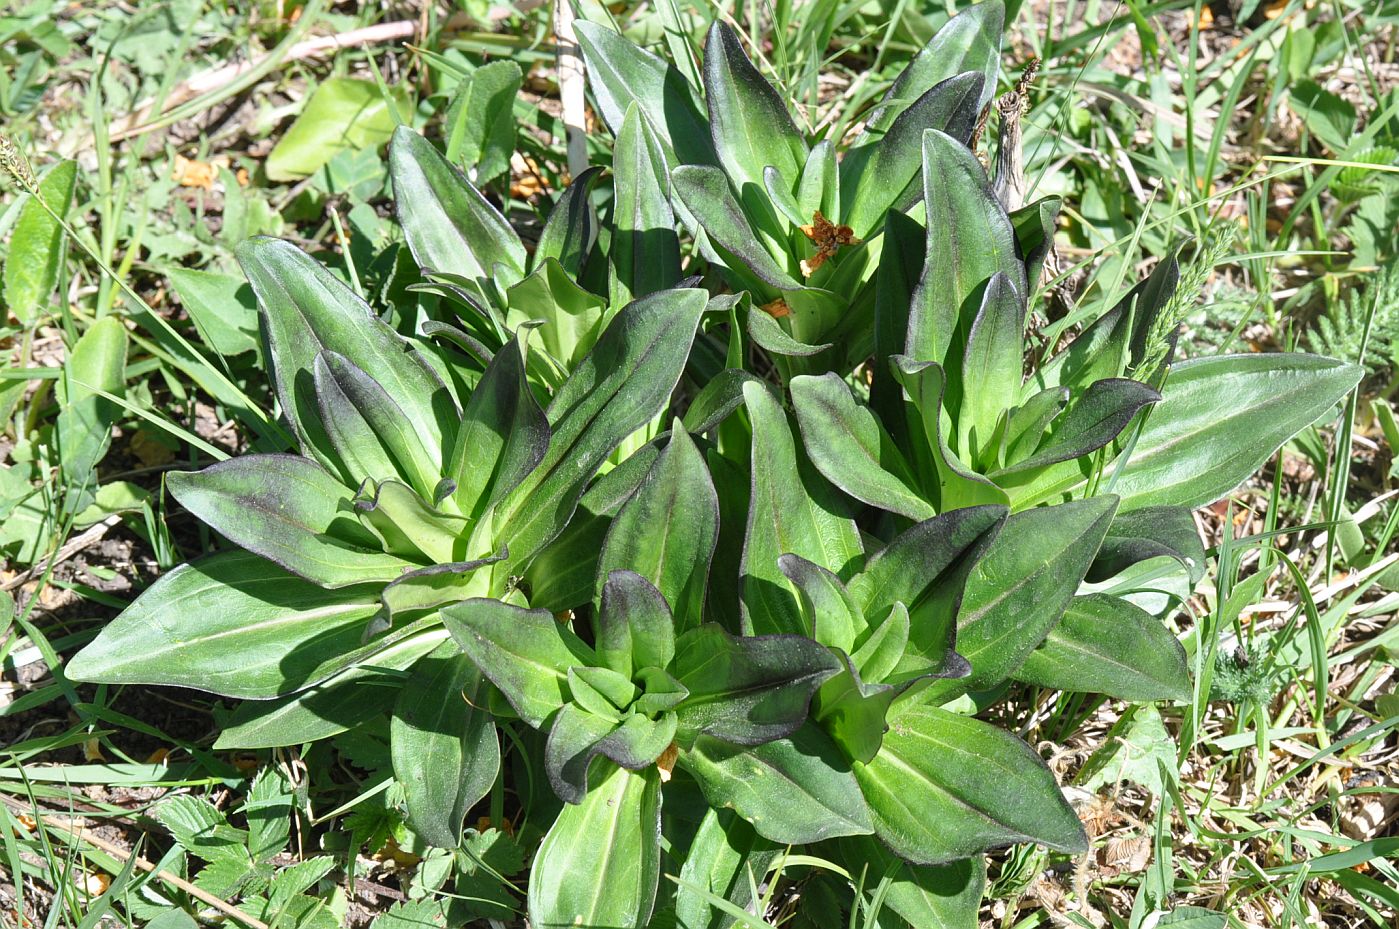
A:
[740,380,863,636]
[165,267,259,357]
[1079,703,1176,796]
[391,645,500,848]
[841,72,983,238]
[441,597,593,727]
[266,77,410,181]
[443,59,521,183]
[871,211,926,430]
[836,836,985,929]
[795,140,836,220]
[945,495,1117,693]
[791,373,934,522]
[994,377,1160,479]
[671,624,840,745]
[957,272,1025,461]
[1015,593,1191,702]
[856,705,1085,864]
[497,287,707,570]
[310,353,399,489]
[167,455,413,587]
[449,332,549,518]
[1288,79,1356,152]
[1112,354,1362,510]
[595,570,676,679]
[850,602,911,685]
[4,159,76,324]
[747,304,833,357]
[65,551,380,698]
[573,20,714,167]
[535,166,602,276]
[388,126,526,303]
[56,316,127,511]
[811,656,903,764]
[610,104,681,306]
[779,554,860,649]
[528,763,662,929]
[597,427,718,631]
[672,165,801,290]
[674,810,779,929]
[503,259,609,376]
[237,236,451,470]
[865,0,1004,131]
[702,22,807,198]
[906,130,1024,369]
[546,705,676,804]
[682,725,873,844]
[354,480,468,564]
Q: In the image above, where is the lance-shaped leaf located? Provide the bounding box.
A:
[595,570,676,680]
[994,377,1161,479]
[809,652,905,764]
[611,104,681,306]
[836,836,986,929]
[1112,353,1362,511]
[391,645,500,848]
[4,159,77,324]
[871,211,926,431]
[529,762,662,929]
[1090,505,1206,585]
[388,127,525,301]
[497,287,707,570]
[597,428,718,632]
[504,259,609,377]
[790,373,934,522]
[535,166,602,276]
[449,331,549,518]
[674,810,780,929]
[841,72,984,238]
[65,551,381,699]
[906,130,1025,369]
[682,725,873,844]
[855,705,1086,864]
[1015,594,1191,702]
[167,455,412,587]
[573,20,714,167]
[547,706,677,804]
[670,624,841,746]
[778,554,861,649]
[237,236,450,466]
[703,21,807,197]
[1010,195,1062,286]
[748,307,833,358]
[863,0,1004,132]
[441,598,594,727]
[352,480,467,564]
[313,351,441,497]
[958,271,1026,462]
[672,166,800,290]
[740,381,863,636]
[938,495,1118,695]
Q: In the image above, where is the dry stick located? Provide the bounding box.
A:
[2,515,122,593]
[553,0,589,179]
[0,794,271,929]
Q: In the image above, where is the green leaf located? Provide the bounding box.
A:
[389,126,526,304]
[535,167,602,277]
[4,159,76,325]
[671,624,840,746]
[683,724,873,843]
[443,60,521,184]
[155,795,249,864]
[573,20,714,168]
[740,380,863,637]
[995,377,1160,479]
[1079,703,1176,796]
[947,495,1117,693]
[906,130,1024,369]
[778,554,860,649]
[528,763,662,929]
[245,766,293,862]
[56,316,127,510]
[237,236,452,472]
[748,305,833,357]
[957,272,1025,461]
[498,287,707,570]
[546,705,676,804]
[1113,354,1362,511]
[836,836,985,929]
[841,72,983,238]
[672,165,800,290]
[597,427,718,632]
[1157,907,1227,929]
[266,77,410,181]
[1009,195,1061,287]
[165,267,260,357]
[1090,505,1206,586]
[449,332,549,518]
[503,260,609,378]
[1015,594,1192,702]
[441,597,593,727]
[391,644,500,848]
[610,104,682,306]
[65,551,382,698]
[856,705,1085,864]
[674,810,779,929]
[1288,79,1356,152]
[791,373,934,522]
[595,570,677,679]
[167,455,412,587]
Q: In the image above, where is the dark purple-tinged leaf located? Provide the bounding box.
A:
[994,377,1160,479]
[681,725,872,844]
[391,645,500,848]
[546,705,676,804]
[748,308,833,357]
[441,598,594,727]
[1015,594,1192,702]
[672,165,800,290]
[856,705,1085,864]
[778,553,859,648]
[1090,505,1206,585]
[1009,195,1062,287]
[167,455,412,587]
[681,367,758,435]
[1003,385,1069,464]
[534,166,602,277]
[595,570,676,680]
